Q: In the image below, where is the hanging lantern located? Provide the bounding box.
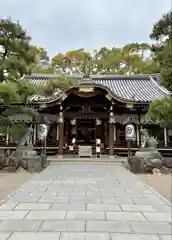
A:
[125,124,136,140]
[38,124,49,140]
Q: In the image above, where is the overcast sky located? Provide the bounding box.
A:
[1,0,171,56]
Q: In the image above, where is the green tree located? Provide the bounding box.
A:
[147,11,172,127]
[91,44,157,75]
[52,49,93,75]
[32,47,54,74]
[51,44,159,76]
[0,18,36,82]
[0,75,75,139]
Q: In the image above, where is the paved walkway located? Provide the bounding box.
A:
[0,163,171,239]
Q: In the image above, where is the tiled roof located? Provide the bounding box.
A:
[27,74,169,103]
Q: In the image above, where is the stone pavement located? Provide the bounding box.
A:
[0,163,171,239]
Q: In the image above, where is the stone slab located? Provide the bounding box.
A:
[26,210,66,220]
[0,220,42,232]
[133,198,166,205]
[130,222,172,235]
[9,232,60,240]
[154,206,171,213]
[86,221,131,233]
[38,197,70,203]
[6,196,40,203]
[0,203,18,211]
[160,236,172,240]
[60,232,110,240]
[121,204,156,212]
[87,203,121,211]
[40,220,85,232]
[70,198,102,204]
[143,212,171,222]
[15,203,51,210]
[0,211,28,220]
[51,203,86,210]
[58,192,86,197]
[102,198,134,204]
[111,234,160,240]
[107,212,147,221]
[0,233,11,240]
[29,192,58,197]
[66,210,105,220]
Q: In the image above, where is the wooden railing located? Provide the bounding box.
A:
[0,140,172,152]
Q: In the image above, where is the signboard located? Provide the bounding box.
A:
[125,124,136,140]
[78,145,92,157]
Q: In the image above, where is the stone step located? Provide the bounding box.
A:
[47,156,125,164]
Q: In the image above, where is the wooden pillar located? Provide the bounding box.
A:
[114,124,116,142]
[164,128,167,147]
[109,107,115,157]
[56,123,59,140]
[58,110,64,156]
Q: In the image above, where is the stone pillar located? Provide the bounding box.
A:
[164,128,167,147]
[109,106,115,157]
[58,110,64,156]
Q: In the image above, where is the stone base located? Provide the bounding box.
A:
[26,157,42,172]
[130,148,163,173]
[15,145,42,172]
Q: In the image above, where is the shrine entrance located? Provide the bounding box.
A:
[39,85,117,156]
[65,116,107,156]
[61,88,111,155]
[76,119,96,145]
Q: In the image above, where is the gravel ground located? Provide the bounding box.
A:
[0,171,36,201]
[139,173,172,202]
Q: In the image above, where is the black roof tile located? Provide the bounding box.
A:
[27,74,169,103]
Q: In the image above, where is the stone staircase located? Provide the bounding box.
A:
[47,155,126,164]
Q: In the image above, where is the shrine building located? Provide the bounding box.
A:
[3,74,172,157]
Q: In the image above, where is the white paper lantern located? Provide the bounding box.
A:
[96,138,101,144]
[38,124,49,140]
[125,124,135,140]
[72,138,76,144]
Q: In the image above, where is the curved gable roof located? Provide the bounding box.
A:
[27,74,169,103]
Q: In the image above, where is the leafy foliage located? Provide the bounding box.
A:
[147,96,172,128]
[147,11,172,127]
[39,76,76,96]
[32,47,52,73]
[0,18,36,81]
[51,44,157,76]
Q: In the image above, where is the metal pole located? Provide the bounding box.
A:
[127,139,131,158]
[43,135,47,167]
